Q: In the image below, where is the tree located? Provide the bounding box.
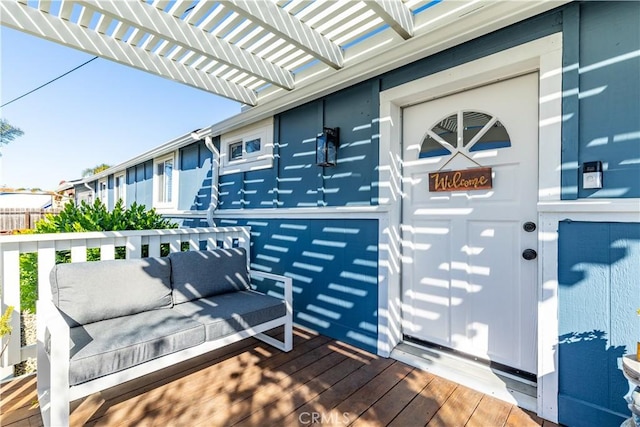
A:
[0,118,24,151]
[81,163,111,177]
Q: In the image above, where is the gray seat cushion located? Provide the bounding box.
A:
[172,290,286,341]
[50,257,172,327]
[68,309,204,386]
[169,249,251,304]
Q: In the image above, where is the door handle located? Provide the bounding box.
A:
[522,249,537,260]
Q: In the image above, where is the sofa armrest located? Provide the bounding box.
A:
[249,270,293,351]
[38,299,70,349]
[249,270,292,314]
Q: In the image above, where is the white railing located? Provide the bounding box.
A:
[0,226,250,372]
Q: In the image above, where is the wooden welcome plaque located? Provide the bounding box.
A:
[428,167,493,192]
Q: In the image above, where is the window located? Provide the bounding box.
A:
[227,138,262,162]
[154,153,178,208]
[220,118,273,175]
[229,141,244,161]
[114,173,126,204]
[419,110,512,158]
[98,179,108,204]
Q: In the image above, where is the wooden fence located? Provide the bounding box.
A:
[0,209,60,233]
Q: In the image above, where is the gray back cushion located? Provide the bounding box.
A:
[50,257,172,327]
[169,249,250,304]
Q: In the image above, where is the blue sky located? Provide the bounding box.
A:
[0,27,240,190]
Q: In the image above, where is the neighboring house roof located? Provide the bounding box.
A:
[0,193,54,209]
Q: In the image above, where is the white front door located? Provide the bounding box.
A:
[401,73,539,374]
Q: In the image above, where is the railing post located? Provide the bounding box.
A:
[148,235,161,258]
[126,235,142,259]
[37,241,56,303]
[1,242,21,368]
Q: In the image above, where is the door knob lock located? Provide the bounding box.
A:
[522,249,537,260]
[523,222,536,232]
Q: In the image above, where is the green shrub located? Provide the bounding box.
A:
[35,199,176,233]
[20,200,178,313]
[0,306,13,358]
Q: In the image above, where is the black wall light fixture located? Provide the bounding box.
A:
[316,127,340,166]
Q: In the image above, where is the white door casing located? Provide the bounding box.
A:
[401,73,539,374]
[377,33,563,421]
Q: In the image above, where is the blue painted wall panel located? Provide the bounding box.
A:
[558,221,640,427]
[218,173,244,209]
[577,1,640,199]
[178,141,213,211]
[277,101,322,208]
[243,168,277,209]
[217,82,379,210]
[126,160,153,208]
[380,10,562,92]
[217,217,379,354]
[323,82,377,207]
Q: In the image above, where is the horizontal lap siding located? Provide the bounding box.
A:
[558,221,640,427]
[219,217,379,354]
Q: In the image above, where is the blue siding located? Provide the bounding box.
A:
[578,1,640,198]
[276,101,322,208]
[558,221,640,427]
[126,160,153,208]
[217,217,379,354]
[323,83,377,206]
[243,167,278,208]
[178,141,213,211]
[107,175,114,210]
[218,172,245,209]
[562,1,640,199]
[380,9,562,92]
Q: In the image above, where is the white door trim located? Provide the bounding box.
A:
[376,33,563,422]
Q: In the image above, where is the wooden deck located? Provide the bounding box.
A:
[1,327,558,427]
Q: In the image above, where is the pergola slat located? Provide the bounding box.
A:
[76,0,295,90]
[0,1,257,105]
[366,0,414,40]
[221,0,344,69]
[2,0,571,108]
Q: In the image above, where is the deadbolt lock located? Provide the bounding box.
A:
[522,249,537,260]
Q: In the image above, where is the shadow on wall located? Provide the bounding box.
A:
[558,221,640,427]
[558,330,629,426]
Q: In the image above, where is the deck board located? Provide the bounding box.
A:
[0,327,551,427]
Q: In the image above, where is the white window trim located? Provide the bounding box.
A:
[153,152,179,210]
[98,178,108,205]
[114,172,126,206]
[219,118,274,175]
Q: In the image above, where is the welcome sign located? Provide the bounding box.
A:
[428,167,493,192]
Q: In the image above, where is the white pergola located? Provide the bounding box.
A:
[1,0,569,109]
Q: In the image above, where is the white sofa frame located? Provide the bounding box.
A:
[36,270,293,427]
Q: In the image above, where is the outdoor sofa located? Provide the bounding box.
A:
[36,248,293,427]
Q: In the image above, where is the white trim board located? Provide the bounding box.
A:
[377,33,564,423]
[208,206,390,221]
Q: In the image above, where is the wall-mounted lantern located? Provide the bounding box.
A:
[316,127,340,167]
